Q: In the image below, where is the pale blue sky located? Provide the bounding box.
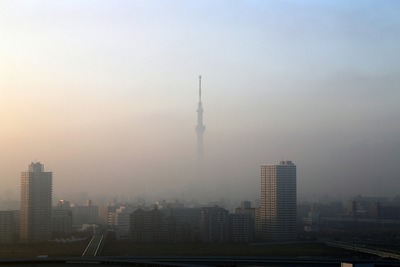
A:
[1,1,399,202]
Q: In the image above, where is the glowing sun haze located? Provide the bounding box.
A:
[1,0,400,203]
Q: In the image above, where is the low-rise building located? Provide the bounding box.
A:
[51,208,72,239]
[200,206,229,243]
[0,210,18,244]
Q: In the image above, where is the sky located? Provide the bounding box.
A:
[1,0,400,204]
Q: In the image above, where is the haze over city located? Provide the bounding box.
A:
[1,1,399,203]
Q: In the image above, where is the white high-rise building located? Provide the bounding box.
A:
[20,162,53,242]
[260,160,297,241]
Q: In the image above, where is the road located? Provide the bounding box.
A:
[81,235,104,257]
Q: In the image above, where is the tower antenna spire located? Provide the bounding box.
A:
[199,75,202,102]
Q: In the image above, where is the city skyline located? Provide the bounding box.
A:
[1,1,400,201]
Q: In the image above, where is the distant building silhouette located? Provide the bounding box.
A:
[51,208,72,239]
[163,207,201,242]
[114,205,136,240]
[130,208,167,243]
[0,210,18,244]
[195,75,206,161]
[200,206,229,243]
[260,160,297,241]
[235,201,256,242]
[20,162,53,242]
[229,213,254,243]
[70,202,99,227]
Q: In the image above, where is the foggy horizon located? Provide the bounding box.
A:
[1,1,400,204]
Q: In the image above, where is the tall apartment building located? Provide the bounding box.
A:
[260,160,297,241]
[20,162,53,242]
